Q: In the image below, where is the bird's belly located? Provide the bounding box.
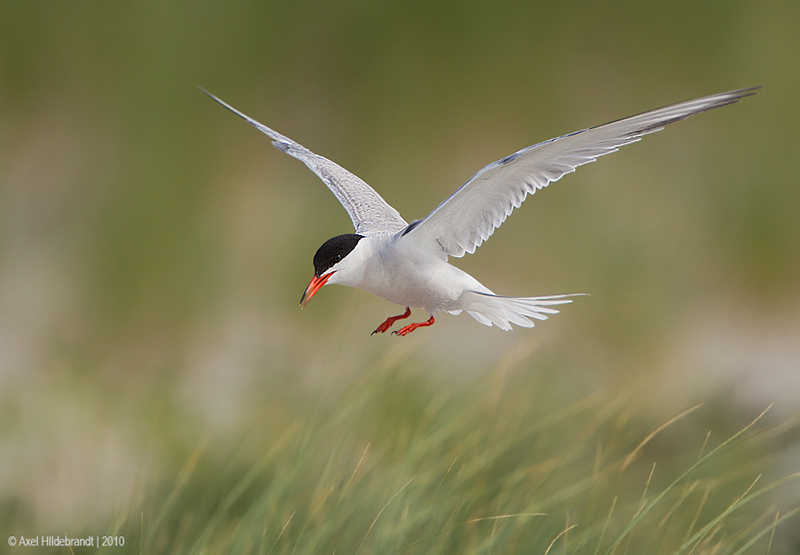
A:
[358,251,477,312]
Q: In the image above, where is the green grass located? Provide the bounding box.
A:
[3,3,800,554]
[91,351,798,554]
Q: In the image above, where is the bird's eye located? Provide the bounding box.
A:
[335,254,342,262]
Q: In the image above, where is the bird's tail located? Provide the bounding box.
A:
[461,291,584,330]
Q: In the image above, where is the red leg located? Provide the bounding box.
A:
[371,307,412,335]
[393,316,435,337]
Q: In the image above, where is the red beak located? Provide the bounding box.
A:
[299,272,334,308]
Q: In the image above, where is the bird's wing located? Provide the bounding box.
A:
[402,87,760,258]
[200,88,408,236]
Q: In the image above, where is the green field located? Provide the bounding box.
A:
[2,1,799,553]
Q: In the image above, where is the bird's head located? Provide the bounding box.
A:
[300,234,364,308]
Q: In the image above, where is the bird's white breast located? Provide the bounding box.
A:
[329,235,487,313]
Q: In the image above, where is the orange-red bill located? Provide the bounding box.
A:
[299,272,334,308]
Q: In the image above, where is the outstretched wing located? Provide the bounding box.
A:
[200,88,408,236]
[403,87,760,258]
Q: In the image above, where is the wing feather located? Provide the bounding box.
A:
[404,87,760,258]
[200,88,407,236]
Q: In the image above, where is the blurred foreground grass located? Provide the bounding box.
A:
[8,348,796,554]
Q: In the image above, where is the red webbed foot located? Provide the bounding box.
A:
[371,307,412,335]
[392,316,435,337]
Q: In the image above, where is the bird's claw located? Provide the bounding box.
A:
[371,322,393,335]
[371,307,412,336]
[391,316,436,337]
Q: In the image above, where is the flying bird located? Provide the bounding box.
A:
[201,86,759,336]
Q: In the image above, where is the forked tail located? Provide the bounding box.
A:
[462,291,584,330]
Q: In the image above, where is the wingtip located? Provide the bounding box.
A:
[196,85,228,108]
[740,85,763,93]
[722,86,763,101]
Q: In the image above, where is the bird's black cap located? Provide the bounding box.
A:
[313,234,364,277]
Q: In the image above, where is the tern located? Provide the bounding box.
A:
[201,87,758,336]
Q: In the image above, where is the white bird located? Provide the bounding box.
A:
[201,87,759,336]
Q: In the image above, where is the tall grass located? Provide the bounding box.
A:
[95,349,798,554]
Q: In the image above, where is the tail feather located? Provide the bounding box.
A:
[463,291,584,331]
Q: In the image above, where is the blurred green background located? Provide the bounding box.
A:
[2,0,799,552]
